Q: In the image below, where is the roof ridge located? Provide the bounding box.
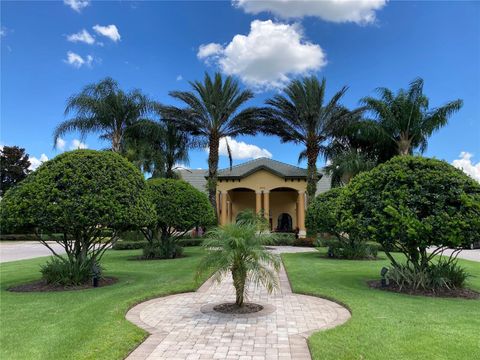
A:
[218,157,266,172]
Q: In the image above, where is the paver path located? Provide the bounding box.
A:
[126,249,350,360]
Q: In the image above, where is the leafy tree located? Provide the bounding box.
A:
[143,178,215,259]
[362,78,463,157]
[159,72,263,213]
[125,119,193,178]
[0,150,155,285]
[340,156,480,270]
[261,76,363,204]
[0,145,31,196]
[197,222,280,307]
[53,77,155,153]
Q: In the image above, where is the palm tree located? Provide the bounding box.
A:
[125,119,192,178]
[262,76,363,204]
[53,77,154,153]
[159,72,263,213]
[361,78,463,156]
[196,222,280,308]
[324,150,377,187]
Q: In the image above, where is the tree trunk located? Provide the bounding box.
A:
[111,131,122,153]
[208,133,220,217]
[397,134,411,156]
[232,268,246,307]
[306,141,319,206]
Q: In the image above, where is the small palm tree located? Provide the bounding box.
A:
[197,223,281,307]
[362,78,463,156]
[159,72,263,213]
[262,76,363,204]
[54,77,154,153]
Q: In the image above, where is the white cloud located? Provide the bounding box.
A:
[198,20,326,89]
[29,154,48,171]
[64,0,90,13]
[66,29,95,45]
[64,51,93,68]
[452,152,480,182]
[55,138,66,151]
[93,24,121,42]
[197,43,223,59]
[176,75,183,81]
[235,0,387,24]
[217,136,272,160]
[70,139,88,150]
[0,26,6,37]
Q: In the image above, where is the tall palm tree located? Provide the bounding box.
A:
[53,77,154,153]
[262,76,362,204]
[159,72,263,213]
[125,119,192,178]
[361,78,463,156]
[196,222,280,308]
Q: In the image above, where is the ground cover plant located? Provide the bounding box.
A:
[141,178,215,259]
[0,150,155,286]
[339,156,480,293]
[0,248,209,360]
[283,250,480,360]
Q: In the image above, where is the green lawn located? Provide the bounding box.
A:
[283,250,480,360]
[0,248,208,360]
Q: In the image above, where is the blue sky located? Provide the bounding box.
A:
[1,1,479,178]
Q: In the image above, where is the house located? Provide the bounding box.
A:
[179,158,331,236]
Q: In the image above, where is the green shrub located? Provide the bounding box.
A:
[40,257,102,286]
[178,238,204,247]
[142,178,215,259]
[386,261,469,291]
[0,150,155,285]
[340,156,480,284]
[118,230,144,242]
[306,187,343,235]
[112,241,148,250]
[272,233,295,246]
[293,237,316,247]
[322,239,378,260]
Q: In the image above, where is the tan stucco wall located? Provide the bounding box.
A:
[229,191,255,222]
[269,191,298,230]
[217,169,307,193]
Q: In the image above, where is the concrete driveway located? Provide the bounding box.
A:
[0,241,65,263]
[430,248,480,262]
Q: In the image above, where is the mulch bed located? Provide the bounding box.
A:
[8,277,118,293]
[214,302,264,314]
[368,280,480,299]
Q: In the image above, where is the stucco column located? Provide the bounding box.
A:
[227,200,232,224]
[297,191,306,235]
[221,192,228,225]
[215,191,220,218]
[263,190,270,220]
[255,191,262,214]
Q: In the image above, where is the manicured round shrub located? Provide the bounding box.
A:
[142,178,215,259]
[0,150,156,284]
[306,187,343,236]
[340,156,480,287]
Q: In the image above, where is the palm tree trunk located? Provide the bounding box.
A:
[111,131,122,153]
[397,134,411,156]
[232,269,246,307]
[208,133,220,217]
[306,142,319,206]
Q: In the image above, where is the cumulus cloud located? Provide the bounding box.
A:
[234,0,387,24]
[64,0,90,13]
[66,29,95,45]
[64,51,93,68]
[29,154,49,171]
[55,138,66,151]
[70,139,88,150]
[217,137,272,160]
[176,75,183,81]
[198,20,326,89]
[93,24,121,42]
[0,26,6,37]
[452,152,480,182]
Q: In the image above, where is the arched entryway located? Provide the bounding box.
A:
[277,213,293,232]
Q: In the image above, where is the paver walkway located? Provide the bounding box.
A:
[126,247,350,360]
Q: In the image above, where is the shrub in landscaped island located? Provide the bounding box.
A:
[142,178,216,259]
[306,187,377,259]
[0,150,156,285]
[340,156,480,291]
[196,222,281,308]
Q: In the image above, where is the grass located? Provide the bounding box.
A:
[282,249,480,360]
[0,248,208,360]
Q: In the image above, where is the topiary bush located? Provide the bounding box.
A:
[307,187,376,259]
[0,150,156,285]
[142,178,215,259]
[340,156,480,289]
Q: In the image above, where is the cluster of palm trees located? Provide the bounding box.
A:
[54,73,463,212]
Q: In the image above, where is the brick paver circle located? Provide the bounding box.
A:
[126,247,350,360]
